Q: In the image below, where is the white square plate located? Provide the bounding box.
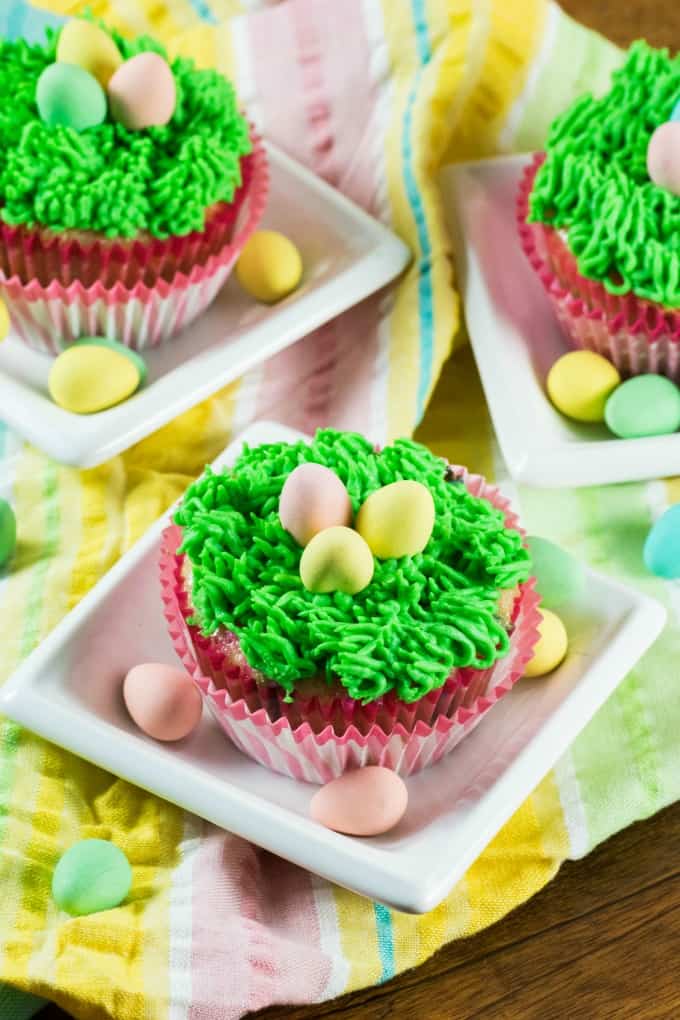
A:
[0,423,666,913]
[441,154,680,488]
[0,145,409,468]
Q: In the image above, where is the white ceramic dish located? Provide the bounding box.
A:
[442,154,680,488]
[0,423,665,913]
[0,144,409,469]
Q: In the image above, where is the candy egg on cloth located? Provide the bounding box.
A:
[356,480,435,559]
[36,62,107,132]
[524,608,568,678]
[300,526,374,595]
[604,374,680,438]
[310,767,408,836]
[546,350,620,423]
[0,499,16,568]
[236,231,303,303]
[280,463,353,546]
[647,121,680,196]
[56,19,123,88]
[52,839,132,916]
[0,298,9,343]
[108,52,176,130]
[526,535,585,610]
[123,663,203,742]
[48,343,142,413]
[643,503,680,579]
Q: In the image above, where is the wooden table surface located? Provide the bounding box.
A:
[40,2,680,1018]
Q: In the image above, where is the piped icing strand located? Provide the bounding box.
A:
[174,431,531,704]
[0,27,251,239]
[529,41,680,308]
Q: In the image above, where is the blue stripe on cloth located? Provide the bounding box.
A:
[373,902,395,982]
[188,0,218,25]
[401,0,434,422]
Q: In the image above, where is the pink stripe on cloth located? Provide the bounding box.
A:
[188,829,331,1018]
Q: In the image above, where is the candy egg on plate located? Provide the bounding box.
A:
[356,480,435,559]
[36,63,107,132]
[524,609,568,678]
[108,52,176,130]
[300,526,374,595]
[56,19,123,88]
[546,350,620,423]
[604,374,680,438]
[310,767,408,836]
[280,463,353,546]
[0,298,9,342]
[236,231,303,303]
[48,344,142,414]
[123,663,203,742]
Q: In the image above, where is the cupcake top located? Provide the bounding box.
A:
[528,42,680,308]
[174,430,531,704]
[0,23,251,240]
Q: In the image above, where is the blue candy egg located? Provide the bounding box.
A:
[643,503,680,578]
[671,98,680,123]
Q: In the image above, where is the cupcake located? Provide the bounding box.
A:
[518,42,680,382]
[0,20,268,353]
[160,430,540,782]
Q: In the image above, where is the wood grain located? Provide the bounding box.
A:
[37,2,680,1018]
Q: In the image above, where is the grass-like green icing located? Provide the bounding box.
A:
[174,431,531,704]
[529,41,680,307]
[0,26,251,239]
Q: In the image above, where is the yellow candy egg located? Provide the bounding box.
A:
[0,298,9,342]
[356,480,435,559]
[546,351,621,423]
[236,231,303,303]
[56,19,123,89]
[300,526,374,595]
[524,608,568,678]
[48,345,141,414]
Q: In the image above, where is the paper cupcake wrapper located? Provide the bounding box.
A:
[159,469,541,783]
[0,134,269,353]
[518,153,680,382]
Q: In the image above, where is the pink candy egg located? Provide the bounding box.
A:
[310,767,408,836]
[123,663,202,741]
[279,463,353,547]
[108,52,176,130]
[647,121,680,196]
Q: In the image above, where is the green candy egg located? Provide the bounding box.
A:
[36,62,107,132]
[0,499,16,568]
[604,375,680,439]
[52,839,132,916]
[526,535,585,610]
[72,337,148,386]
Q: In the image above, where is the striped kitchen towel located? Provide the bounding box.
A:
[5,3,674,1020]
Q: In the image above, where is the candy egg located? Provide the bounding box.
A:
[36,63,107,132]
[280,463,353,546]
[524,608,568,678]
[0,499,16,568]
[236,231,303,303]
[48,344,141,414]
[0,298,9,342]
[72,337,148,386]
[604,374,680,438]
[546,350,620,423]
[123,663,203,742]
[647,121,680,196]
[356,480,434,559]
[52,839,132,916]
[300,526,374,595]
[643,503,680,578]
[526,535,585,610]
[108,52,176,130]
[310,767,408,836]
[56,19,123,88]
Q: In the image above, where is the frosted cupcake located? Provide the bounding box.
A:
[160,430,540,782]
[0,20,268,352]
[518,42,680,382]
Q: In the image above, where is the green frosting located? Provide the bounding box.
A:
[174,431,531,704]
[0,26,251,239]
[529,41,680,308]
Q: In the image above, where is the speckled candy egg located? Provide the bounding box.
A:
[56,19,123,88]
[36,62,107,132]
[48,344,142,414]
[310,767,408,836]
[643,502,680,579]
[299,526,374,595]
[236,231,303,303]
[52,839,132,916]
[123,663,203,742]
[280,463,353,546]
[546,350,620,423]
[647,121,680,196]
[604,374,680,438]
[108,52,176,130]
[356,480,435,559]
[524,609,568,678]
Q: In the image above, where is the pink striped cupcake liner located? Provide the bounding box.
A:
[159,469,541,783]
[518,153,680,382]
[0,133,269,354]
